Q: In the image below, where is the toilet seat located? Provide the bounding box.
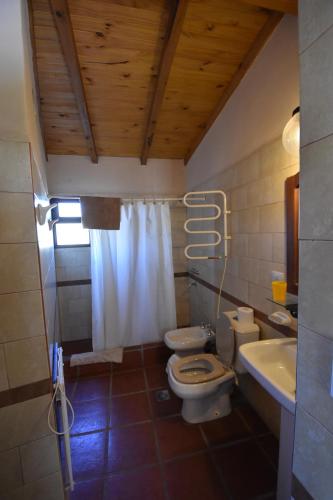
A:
[172,353,225,384]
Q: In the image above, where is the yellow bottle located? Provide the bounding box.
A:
[272,281,287,303]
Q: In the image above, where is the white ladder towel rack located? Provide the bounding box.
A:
[183,190,231,260]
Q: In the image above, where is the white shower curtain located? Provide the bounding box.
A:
[90,202,177,350]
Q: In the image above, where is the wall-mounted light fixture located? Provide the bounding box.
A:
[282,106,300,156]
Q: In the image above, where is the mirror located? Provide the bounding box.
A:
[285,173,299,295]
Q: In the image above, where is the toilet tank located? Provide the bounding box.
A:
[216,310,259,373]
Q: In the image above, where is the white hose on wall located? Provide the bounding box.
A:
[183,190,231,318]
[48,347,75,491]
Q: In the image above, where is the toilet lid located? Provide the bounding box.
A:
[172,353,225,384]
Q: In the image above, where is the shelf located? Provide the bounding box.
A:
[267,294,298,308]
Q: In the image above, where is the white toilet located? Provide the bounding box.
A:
[167,310,259,424]
[164,325,212,356]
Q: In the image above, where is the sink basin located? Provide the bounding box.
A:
[239,338,297,414]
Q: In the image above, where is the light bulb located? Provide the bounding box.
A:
[282,108,300,157]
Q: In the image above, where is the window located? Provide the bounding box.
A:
[51,198,90,247]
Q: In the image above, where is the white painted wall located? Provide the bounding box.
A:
[0,1,28,142]
[21,0,48,183]
[47,155,186,196]
[187,15,299,189]
[0,0,47,177]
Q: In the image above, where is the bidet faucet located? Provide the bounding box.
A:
[201,322,215,337]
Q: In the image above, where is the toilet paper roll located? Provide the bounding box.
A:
[237,307,254,324]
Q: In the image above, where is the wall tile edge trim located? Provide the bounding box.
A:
[0,378,51,408]
[56,272,189,287]
[188,273,296,338]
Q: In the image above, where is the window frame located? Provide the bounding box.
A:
[50,197,90,249]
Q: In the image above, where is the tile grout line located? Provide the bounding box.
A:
[299,24,333,57]
[254,438,279,473]
[234,405,255,434]
[65,362,278,498]
[101,368,113,500]
[142,367,170,500]
[71,462,166,488]
[69,418,153,439]
[198,424,233,500]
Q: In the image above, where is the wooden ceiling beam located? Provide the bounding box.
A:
[49,0,98,163]
[239,0,297,15]
[184,11,283,165]
[140,0,189,165]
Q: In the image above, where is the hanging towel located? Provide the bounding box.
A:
[80,196,121,230]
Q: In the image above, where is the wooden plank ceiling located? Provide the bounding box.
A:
[30,0,296,163]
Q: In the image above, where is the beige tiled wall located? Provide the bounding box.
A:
[187,136,299,322]
[171,205,190,326]
[0,140,63,499]
[32,154,60,363]
[293,4,333,497]
[0,395,63,499]
[0,142,49,389]
[186,137,299,436]
[55,204,189,343]
[58,283,92,341]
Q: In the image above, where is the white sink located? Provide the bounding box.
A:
[239,338,297,414]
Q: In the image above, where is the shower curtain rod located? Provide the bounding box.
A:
[121,196,206,202]
[49,194,206,202]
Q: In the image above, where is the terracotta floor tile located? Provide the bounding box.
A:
[111,369,146,395]
[107,422,158,473]
[69,478,104,500]
[70,432,106,480]
[64,360,78,380]
[79,362,112,378]
[156,416,206,460]
[236,403,270,435]
[74,376,110,402]
[256,434,280,469]
[165,453,226,500]
[230,387,247,407]
[71,399,109,435]
[110,392,151,427]
[201,409,251,446]
[143,345,172,366]
[145,364,168,390]
[149,389,182,418]
[213,440,277,499]
[104,466,164,500]
[64,379,76,399]
[113,350,143,372]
